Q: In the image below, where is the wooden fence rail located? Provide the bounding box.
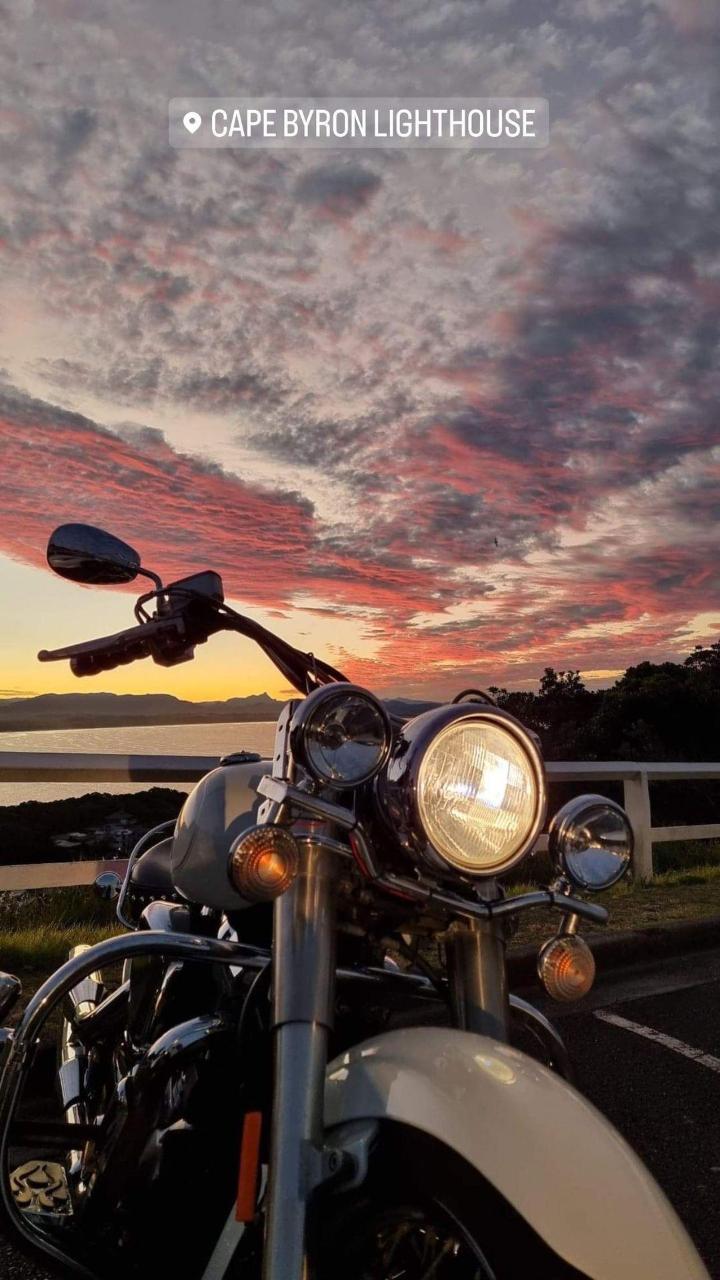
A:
[0,752,719,885]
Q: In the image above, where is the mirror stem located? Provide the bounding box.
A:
[137,567,163,591]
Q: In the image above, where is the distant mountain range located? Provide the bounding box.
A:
[0,691,285,731]
[0,691,438,732]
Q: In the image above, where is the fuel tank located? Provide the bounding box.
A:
[171,759,271,910]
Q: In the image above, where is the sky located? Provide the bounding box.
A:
[1,0,719,703]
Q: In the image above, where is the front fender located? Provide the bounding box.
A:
[324,1027,707,1280]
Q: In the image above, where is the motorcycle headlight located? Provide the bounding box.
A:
[381,706,546,877]
[291,683,392,787]
[549,794,632,891]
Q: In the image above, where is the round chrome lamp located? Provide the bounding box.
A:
[290,683,392,788]
[549,794,633,892]
[380,705,546,878]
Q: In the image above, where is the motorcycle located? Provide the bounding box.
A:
[0,521,708,1279]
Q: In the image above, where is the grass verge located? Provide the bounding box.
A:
[513,863,720,947]
[0,922,118,976]
[3,865,720,988]
[0,889,119,1005]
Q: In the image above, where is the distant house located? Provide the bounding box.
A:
[52,832,88,849]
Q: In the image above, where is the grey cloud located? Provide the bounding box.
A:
[0,383,103,434]
[172,367,286,412]
[2,0,719,665]
[35,353,288,416]
[294,164,382,217]
[36,356,164,404]
[0,378,316,517]
[55,107,97,159]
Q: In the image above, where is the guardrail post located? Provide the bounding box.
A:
[623,771,653,882]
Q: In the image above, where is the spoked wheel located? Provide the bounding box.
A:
[312,1123,589,1280]
[340,1202,494,1279]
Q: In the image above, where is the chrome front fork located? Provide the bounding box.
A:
[262,841,511,1278]
[447,916,510,1041]
[262,831,337,1280]
[447,916,573,1079]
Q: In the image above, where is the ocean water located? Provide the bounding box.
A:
[0,721,278,805]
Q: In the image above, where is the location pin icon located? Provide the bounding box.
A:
[183,111,202,135]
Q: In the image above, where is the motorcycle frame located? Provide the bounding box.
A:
[0,864,571,1280]
[260,825,549,1280]
[259,696,527,1276]
[0,932,267,1278]
[22,538,706,1280]
[0,695,580,1279]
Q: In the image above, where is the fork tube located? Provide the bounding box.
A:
[263,833,337,1280]
[448,917,509,1041]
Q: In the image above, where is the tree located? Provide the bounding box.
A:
[538,668,586,698]
[684,642,720,674]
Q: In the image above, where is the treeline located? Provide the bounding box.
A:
[491,641,720,761]
[490,641,720,826]
[0,788,186,866]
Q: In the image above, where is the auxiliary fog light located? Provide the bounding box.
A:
[549,794,632,892]
[229,825,299,903]
[537,935,595,1003]
[292,683,392,787]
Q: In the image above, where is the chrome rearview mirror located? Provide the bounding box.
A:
[94,871,123,901]
[47,523,142,585]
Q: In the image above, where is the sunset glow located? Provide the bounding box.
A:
[1,1,719,703]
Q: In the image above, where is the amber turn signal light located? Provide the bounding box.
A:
[537,935,595,1002]
[229,825,299,902]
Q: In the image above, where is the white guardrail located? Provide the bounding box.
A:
[0,753,719,887]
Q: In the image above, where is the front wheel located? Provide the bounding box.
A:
[310,1122,589,1280]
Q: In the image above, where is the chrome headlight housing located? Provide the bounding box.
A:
[380,705,546,877]
[549,794,632,891]
[290,683,392,787]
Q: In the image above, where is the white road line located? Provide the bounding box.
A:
[595,1010,720,1074]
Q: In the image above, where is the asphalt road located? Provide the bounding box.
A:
[569,996,720,1273]
[538,948,720,1278]
[5,949,720,1278]
[0,1237,53,1279]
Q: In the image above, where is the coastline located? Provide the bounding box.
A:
[0,714,279,733]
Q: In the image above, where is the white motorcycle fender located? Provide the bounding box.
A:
[324,1026,708,1280]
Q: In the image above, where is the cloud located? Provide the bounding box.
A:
[1,0,719,693]
[36,356,164,404]
[0,383,452,620]
[294,164,382,218]
[0,384,316,609]
[54,106,97,163]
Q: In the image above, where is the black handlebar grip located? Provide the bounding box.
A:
[70,653,117,676]
[70,636,153,675]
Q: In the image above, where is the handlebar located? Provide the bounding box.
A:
[38,582,349,693]
[38,616,189,676]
